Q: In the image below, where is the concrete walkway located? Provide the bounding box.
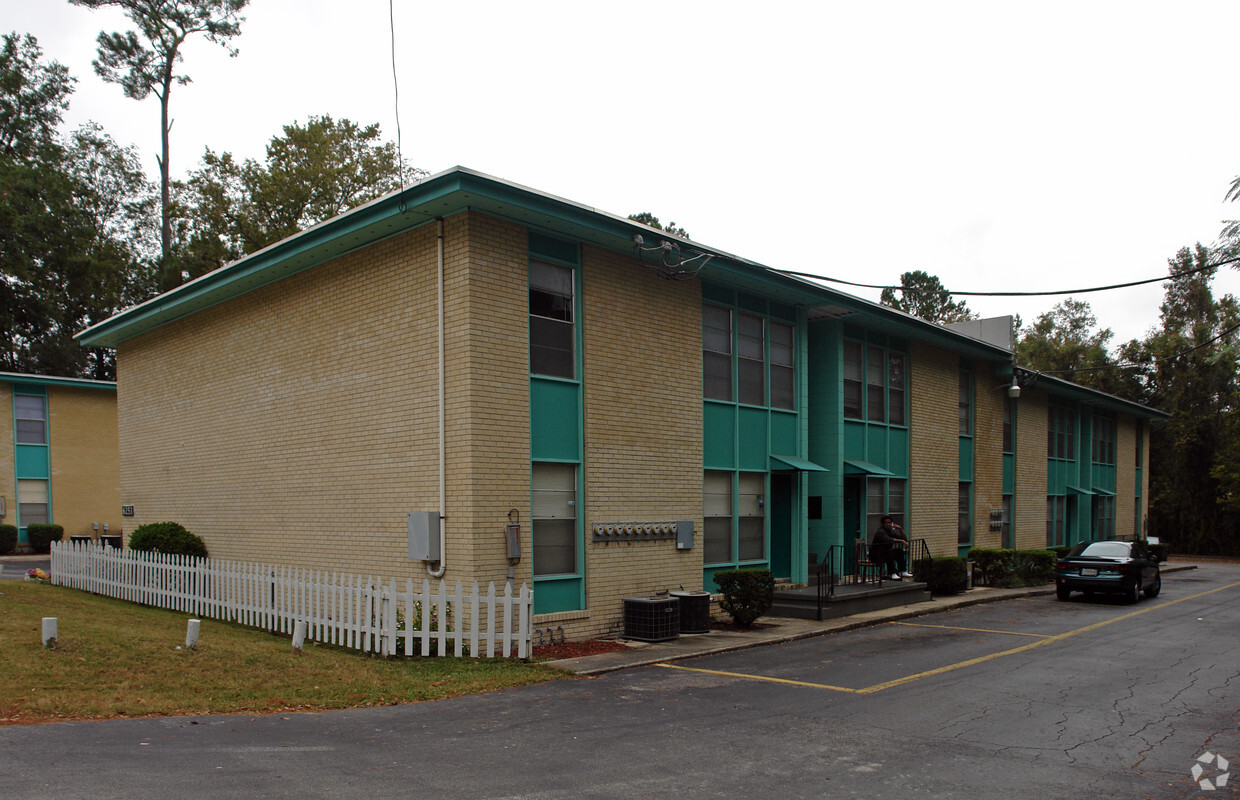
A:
[546,562,1199,675]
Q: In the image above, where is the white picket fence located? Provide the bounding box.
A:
[49,542,533,658]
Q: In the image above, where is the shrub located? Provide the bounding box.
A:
[26,523,63,554]
[1050,546,1073,560]
[968,548,1015,586]
[926,557,968,595]
[0,524,17,555]
[128,521,208,558]
[713,568,774,627]
[1011,550,1056,585]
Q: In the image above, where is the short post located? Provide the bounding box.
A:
[292,620,307,655]
[185,619,201,650]
[42,617,57,649]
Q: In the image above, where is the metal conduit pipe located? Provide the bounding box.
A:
[428,218,447,578]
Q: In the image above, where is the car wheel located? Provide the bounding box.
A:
[1127,579,1142,604]
[1144,574,1161,598]
[1056,585,1071,601]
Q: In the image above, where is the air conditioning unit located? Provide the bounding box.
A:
[622,595,680,642]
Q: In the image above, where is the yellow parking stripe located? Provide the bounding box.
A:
[654,581,1240,694]
[892,622,1052,638]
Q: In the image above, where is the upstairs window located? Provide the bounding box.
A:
[703,305,733,401]
[888,353,906,426]
[1048,404,1076,460]
[867,348,886,422]
[1092,415,1116,465]
[844,340,906,424]
[15,395,46,444]
[529,260,575,379]
[769,322,794,410]
[1002,396,1015,453]
[736,312,765,405]
[958,368,972,435]
[843,340,863,418]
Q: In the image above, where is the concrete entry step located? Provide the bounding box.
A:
[769,581,932,620]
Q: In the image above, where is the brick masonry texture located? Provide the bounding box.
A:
[48,387,121,538]
[909,342,961,557]
[1014,392,1049,550]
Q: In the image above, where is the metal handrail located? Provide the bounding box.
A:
[816,537,935,618]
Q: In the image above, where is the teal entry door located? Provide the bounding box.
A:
[769,473,794,579]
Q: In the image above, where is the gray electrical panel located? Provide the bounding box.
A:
[408,512,440,561]
[676,519,694,550]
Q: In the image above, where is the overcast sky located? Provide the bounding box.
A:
[7,0,1240,346]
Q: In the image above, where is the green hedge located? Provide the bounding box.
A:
[970,547,1056,588]
[0,524,17,555]
[713,568,774,627]
[26,524,63,554]
[926,557,968,595]
[968,548,1014,586]
[128,521,208,558]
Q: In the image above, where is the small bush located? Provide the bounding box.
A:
[713,568,774,627]
[26,523,63,554]
[0,524,17,554]
[968,548,1015,586]
[128,521,208,558]
[1011,550,1056,585]
[926,557,968,595]
[1050,546,1073,560]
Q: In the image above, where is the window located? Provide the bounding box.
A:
[703,305,733,401]
[532,463,576,576]
[1001,495,1013,549]
[737,312,765,405]
[888,354,906,426]
[843,340,863,418]
[1136,421,1144,468]
[866,348,885,422]
[1093,496,1115,539]
[1046,495,1066,547]
[1092,415,1115,465]
[529,260,574,379]
[704,471,733,564]
[1002,397,1015,454]
[18,479,49,526]
[865,478,906,538]
[1134,496,1141,538]
[769,322,794,410]
[958,483,972,545]
[958,369,972,435]
[737,472,766,561]
[15,395,46,445]
[1048,404,1076,460]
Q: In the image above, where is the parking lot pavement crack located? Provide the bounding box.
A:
[1129,706,1198,769]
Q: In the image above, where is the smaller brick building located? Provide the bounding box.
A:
[1,373,122,548]
[79,168,1165,638]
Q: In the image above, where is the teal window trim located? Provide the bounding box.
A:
[703,469,770,570]
[702,297,800,413]
[12,385,51,542]
[528,233,584,614]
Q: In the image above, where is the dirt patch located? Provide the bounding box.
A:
[533,638,632,661]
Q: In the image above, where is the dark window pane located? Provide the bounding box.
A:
[738,358,764,405]
[771,364,794,409]
[532,519,576,575]
[704,352,732,401]
[704,517,732,564]
[888,354,906,425]
[530,317,574,378]
[843,341,862,419]
[16,419,46,444]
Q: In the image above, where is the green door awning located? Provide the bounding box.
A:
[843,459,895,477]
[769,454,830,472]
[1091,486,1116,497]
[1066,485,1096,495]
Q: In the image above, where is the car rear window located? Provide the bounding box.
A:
[1073,542,1131,558]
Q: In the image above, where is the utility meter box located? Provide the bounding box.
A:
[676,520,694,550]
[407,512,440,561]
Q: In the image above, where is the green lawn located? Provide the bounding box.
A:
[0,581,565,724]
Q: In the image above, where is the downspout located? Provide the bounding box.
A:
[428,218,447,578]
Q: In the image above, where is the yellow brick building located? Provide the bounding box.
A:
[1,373,121,548]
[79,168,1165,638]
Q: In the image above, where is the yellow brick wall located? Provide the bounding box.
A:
[576,244,703,638]
[1116,413,1136,539]
[909,342,960,557]
[116,220,444,577]
[48,386,121,539]
[1013,391,1048,550]
[0,385,12,530]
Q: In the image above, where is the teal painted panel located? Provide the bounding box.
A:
[770,410,797,456]
[15,445,49,478]
[1092,464,1116,493]
[533,576,583,614]
[958,438,974,482]
[736,292,766,314]
[867,425,889,467]
[1047,460,1070,493]
[530,379,579,461]
[701,283,733,305]
[703,402,736,468]
[737,407,769,471]
[528,232,579,265]
[889,428,909,476]
[1003,454,1015,494]
[842,421,866,459]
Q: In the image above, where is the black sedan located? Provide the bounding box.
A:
[1055,540,1161,603]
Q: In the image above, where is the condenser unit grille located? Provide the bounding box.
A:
[623,595,680,642]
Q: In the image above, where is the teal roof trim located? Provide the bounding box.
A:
[0,372,116,391]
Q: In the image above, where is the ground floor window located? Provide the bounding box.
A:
[1001,494,1013,549]
[865,477,907,538]
[957,483,972,546]
[532,463,577,576]
[704,470,767,565]
[1093,496,1115,539]
[18,479,49,526]
[1047,495,1067,547]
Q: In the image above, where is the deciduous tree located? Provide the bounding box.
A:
[879,270,976,323]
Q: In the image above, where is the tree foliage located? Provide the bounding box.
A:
[0,33,156,379]
[628,211,690,239]
[879,270,976,323]
[1014,298,1140,397]
[173,115,422,279]
[70,0,248,291]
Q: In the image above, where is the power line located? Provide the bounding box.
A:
[1037,319,1240,376]
[774,254,1240,298]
